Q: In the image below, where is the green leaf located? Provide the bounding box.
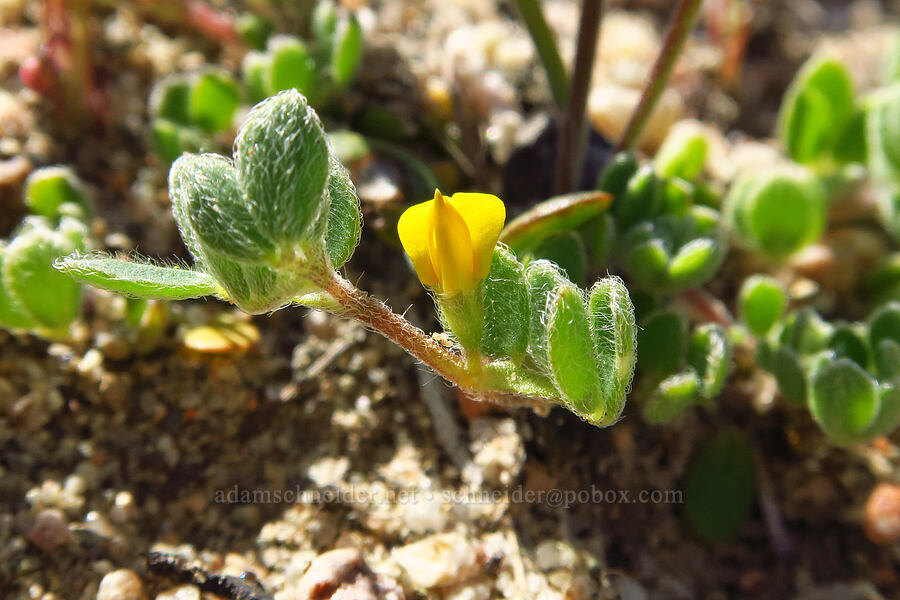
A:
[267,36,318,100]
[150,76,191,125]
[874,339,900,382]
[867,253,900,305]
[579,211,615,266]
[524,260,568,370]
[688,323,731,400]
[774,346,807,406]
[24,166,91,221]
[588,276,637,424]
[620,231,669,289]
[236,12,273,50]
[331,14,363,89]
[660,177,693,216]
[311,0,338,47]
[547,284,601,418]
[684,430,755,543]
[242,51,270,104]
[189,71,239,134]
[643,369,701,423]
[4,224,83,333]
[809,358,879,444]
[863,384,900,438]
[865,83,900,186]
[781,308,833,354]
[654,125,708,181]
[596,151,638,197]
[827,323,869,369]
[778,56,855,163]
[666,237,722,290]
[234,90,330,247]
[324,157,362,269]
[869,301,900,350]
[500,191,611,254]
[531,231,587,285]
[0,244,38,330]
[885,32,900,83]
[725,166,826,260]
[169,154,277,263]
[832,107,868,164]
[637,310,686,379]
[55,254,221,300]
[481,245,529,362]
[614,164,661,230]
[738,275,786,336]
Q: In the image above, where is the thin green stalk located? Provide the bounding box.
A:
[553,0,603,194]
[616,0,703,152]
[514,0,570,109]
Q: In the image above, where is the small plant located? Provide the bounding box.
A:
[242,1,363,107]
[499,137,727,297]
[638,310,730,424]
[149,70,240,164]
[1,216,87,338]
[59,90,637,425]
[740,275,900,444]
[24,165,92,222]
[724,165,826,261]
[0,166,95,338]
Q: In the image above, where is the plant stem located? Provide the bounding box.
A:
[553,0,603,194]
[514,0,569,109]
[615,0,703,152]
[319,272,471,386]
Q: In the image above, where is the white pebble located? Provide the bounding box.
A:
[96,569,146,600]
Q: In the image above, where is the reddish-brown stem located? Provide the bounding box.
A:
[319,272,471,385]
[553,0,603,194]
[615,0,703,152]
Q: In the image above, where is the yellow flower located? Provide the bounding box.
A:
[398,189,505,295]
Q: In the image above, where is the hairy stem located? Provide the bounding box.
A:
[514,0,570,109]
[553,0,603,194]
[615,0,703,152]
[319,272,472,386]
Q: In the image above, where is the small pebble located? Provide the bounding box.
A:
[392,532,481,589]
[96,569,146,600]
[28,509,70,553]
[864,483,900,544]
[154,585,200,600]
[110,491,136,524]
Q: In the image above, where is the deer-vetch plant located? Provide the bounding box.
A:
[58,90,637,426]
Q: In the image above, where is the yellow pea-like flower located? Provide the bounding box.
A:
[398,189,506,296]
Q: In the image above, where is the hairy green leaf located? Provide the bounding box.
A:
[643,369,700,423]
[481,245,529,362]
[24,166,91,221]
[170,154,277,263]
[189,71,239,134]
[4,224,83,332]
[324,157,362,269]
[688,323,731,400]
[55,255,221,300]
[779,56,855,163]
[588,276,636,424]
[532,231,587,285]
[738,275,786,336]
[500,191,611,254]
[331,14,363,88]
[810,358,879,444]
[547,284,600,418]
[234,90,330,247]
